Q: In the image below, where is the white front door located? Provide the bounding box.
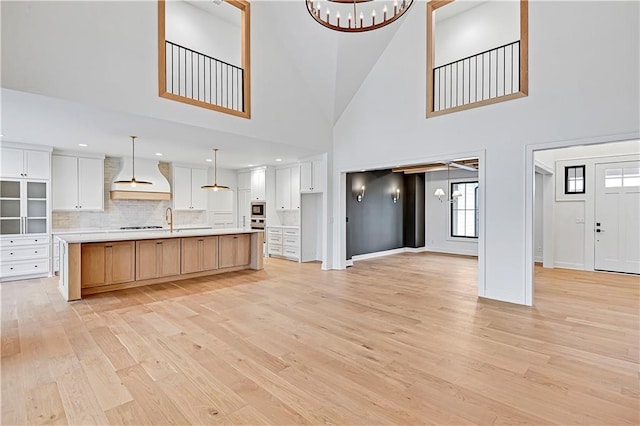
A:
[594,161,640,274]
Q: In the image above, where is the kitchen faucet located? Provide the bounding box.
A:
[165,207,173,233]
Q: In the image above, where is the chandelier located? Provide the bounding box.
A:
[306,0,414,33]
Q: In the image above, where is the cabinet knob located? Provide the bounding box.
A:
[34,265,37,268]
[10,267,13,270]
[34,251,38,254]
[10,253,13,255]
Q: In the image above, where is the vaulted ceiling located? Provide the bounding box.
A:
[1,0,413,167]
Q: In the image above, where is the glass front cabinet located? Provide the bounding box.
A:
[0,145,51,281]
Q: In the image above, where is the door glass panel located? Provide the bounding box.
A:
[0,200,21,218]
[605,168,623,188]
[0,219,21,235]
[27,182,47,199]
[26,219,46,234]
[623,167,640,187]
[27,200,47,217]
[0,181,20,198]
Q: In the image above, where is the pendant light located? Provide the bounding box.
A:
[201,148,230,191]
[114,136,152,187]
[434,162,463,203]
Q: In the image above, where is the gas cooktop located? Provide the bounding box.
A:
[119,226,164,230]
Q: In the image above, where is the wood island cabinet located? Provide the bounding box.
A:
[60,231,264,301]
[136,239,181,280]
[219,234,251,268]
[81,241,135,288]
[181,236,219,274]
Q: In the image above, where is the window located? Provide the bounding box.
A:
[605,167,640,188]
[451,181,478,238]
[565,165,585,194]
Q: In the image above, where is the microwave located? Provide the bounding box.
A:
[251,201,266,218]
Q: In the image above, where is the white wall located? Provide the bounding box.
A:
[435,1,520,67]
[425,169,479,256]
[333,1,640,305]
[166,1,241,66]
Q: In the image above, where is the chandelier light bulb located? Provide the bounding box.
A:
[306,0,413,33]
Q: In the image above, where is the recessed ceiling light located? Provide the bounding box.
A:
[205,158,213,162]
[155,152,163,156]
[275,158,282,162]
[247,164,254,167]
[78,143,88,147]
[360,169,366,172]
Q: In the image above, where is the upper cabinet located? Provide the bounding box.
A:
[300,159,325,193]
[0,147,50,180]
[250,168,266,201]
[52,155,104,211]
[275,165,300,210]
[237,171,251,191]
[173,166,207,210]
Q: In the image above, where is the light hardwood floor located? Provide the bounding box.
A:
[2,253,638,425]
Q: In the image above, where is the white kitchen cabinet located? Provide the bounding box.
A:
[52,155,104,211]
[173,166,207,210]
[1,147,50,180]
[237,189,251,228]
[275,167,291,210]
[237,171,251,191]
[275,165,301,210]
[0,179,50,280]
[291,165,300,209]
[209,211,234,229]
[267,226,299,261]
[250,168,266,201]
[300,159,325,193]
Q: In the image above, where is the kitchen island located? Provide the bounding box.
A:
[58,228,264,301]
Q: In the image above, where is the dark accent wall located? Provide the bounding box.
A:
[346,170,405,259]
[403,173,425,248]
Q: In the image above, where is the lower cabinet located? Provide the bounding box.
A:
[219,234,251,268]
[181,236,219,274]
[81,241,135,288]
[136,239,181,280]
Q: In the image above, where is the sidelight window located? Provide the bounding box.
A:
[565,165,585,194]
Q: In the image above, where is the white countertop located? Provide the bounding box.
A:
[268,225,300,229]
[57,228,262,244]
[52,225,213,236]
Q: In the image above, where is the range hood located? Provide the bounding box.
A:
[110,158,171,201]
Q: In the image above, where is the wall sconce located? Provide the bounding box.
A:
[356,185,365,202]
[392,188,400,203]
[434,187,446,202]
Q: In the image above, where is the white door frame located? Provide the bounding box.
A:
[525,132,640,306]
[334,149,487,298]
[534,161,555,268]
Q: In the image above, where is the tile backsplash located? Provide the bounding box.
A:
[53,157,206,230]
[276,210,300,227]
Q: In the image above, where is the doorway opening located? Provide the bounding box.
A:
[530,139,640,303]
[341,154,484,298]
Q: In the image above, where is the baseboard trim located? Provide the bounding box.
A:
[349,246,478,263]
[352,248,406,262]
[553,262,585,271]
[425,247,478,257]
